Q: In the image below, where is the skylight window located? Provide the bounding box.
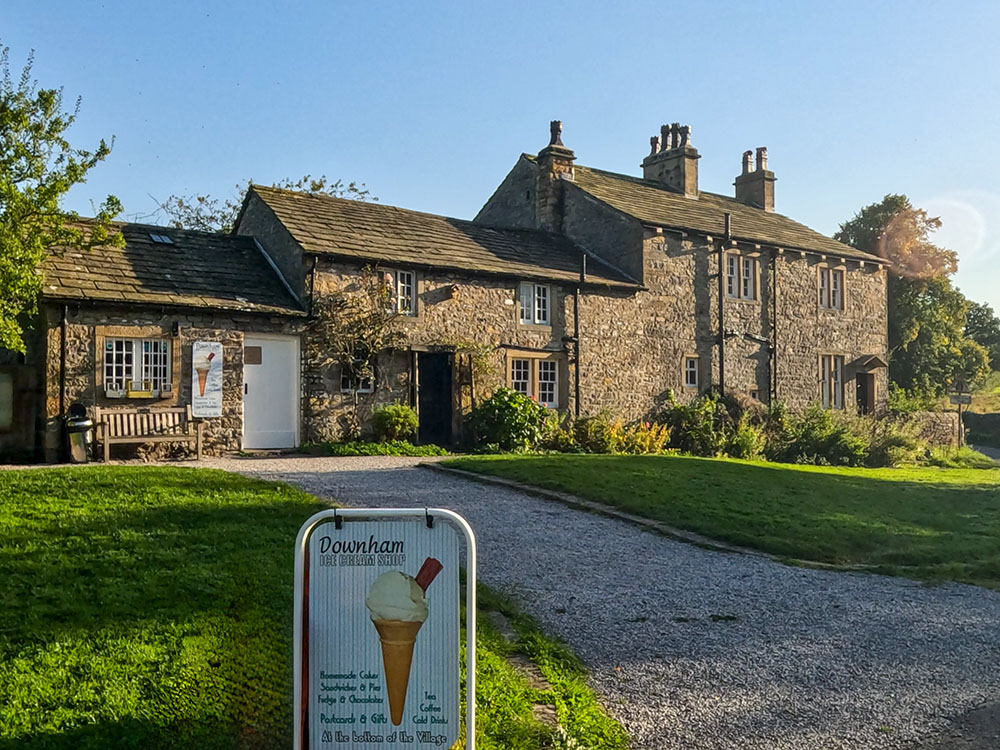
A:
[149,233,174,245]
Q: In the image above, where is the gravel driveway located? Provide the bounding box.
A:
[200,454,1000,750]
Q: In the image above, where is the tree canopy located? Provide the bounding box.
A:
[158,175,374,233]
[965,301,1000,369]
[834,194,989,396]
[0,45,122,352]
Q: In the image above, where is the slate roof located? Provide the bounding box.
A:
[43,223,305,315]
[250,185,639,288]
[524,156,878,262]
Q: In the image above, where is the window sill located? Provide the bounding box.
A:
[518,323,553,331]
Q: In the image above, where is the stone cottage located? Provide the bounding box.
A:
[3,121,888,460]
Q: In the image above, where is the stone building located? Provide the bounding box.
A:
[3,121,888,460]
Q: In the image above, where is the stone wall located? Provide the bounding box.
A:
[474,156,537,230]
[900,410,961,447]
[37,303,302,461]
[306,259,574,441]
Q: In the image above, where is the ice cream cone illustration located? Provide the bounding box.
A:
[194,351,216,397]
[365,558,444,726]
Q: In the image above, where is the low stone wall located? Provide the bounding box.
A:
[899,410,961,447]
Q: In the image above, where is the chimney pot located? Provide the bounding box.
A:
[548,120,564,147]
[660,124,670,152]
[756,146,768,171]
[670,122,681,149]
[649,135,660,156]
[742,150,754,175]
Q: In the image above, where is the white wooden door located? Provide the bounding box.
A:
[243,335,299,449]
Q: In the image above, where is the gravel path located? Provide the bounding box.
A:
[198,454,1000,750]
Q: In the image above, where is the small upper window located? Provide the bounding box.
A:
[684,357,699,389]
[149,233,174,245]
[726,254,757,301]
[819,268,844,310]
[384,270,415,315]
[519,282,550,325]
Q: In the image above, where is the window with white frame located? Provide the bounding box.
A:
[726,254,757,300]
[537,360,558,407]
[509,356,560,407]
[103,338,171,396]
[519,282,550,325]
[341,364,374,394]
[820,354,844,409]
[684,356,699,388]
[819,267,844,310]
[384,269,415,315]
[510,358,531,396]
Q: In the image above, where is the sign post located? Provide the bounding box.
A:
[294,508,476,750]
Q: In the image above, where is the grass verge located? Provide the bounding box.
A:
[0,466,622,749]
[445,453,1000,589]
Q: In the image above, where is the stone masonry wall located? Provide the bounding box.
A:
[306,259,573,442]
[39,303,302,461]
[473,156,537,230]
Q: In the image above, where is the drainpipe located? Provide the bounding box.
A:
[770,248,778,403]
[307,256,318,317]
[718,214,730,395]
[59,304,68,460]
[574,254,586,416]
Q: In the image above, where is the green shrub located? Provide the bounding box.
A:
[767,405,868,467]
[615,420,671,455]
[727,417,766,460]
[660,393,731,457]
[573,414,617,453]
[888,384,940,414]
[468,387,548,452]
[372,402,419,441]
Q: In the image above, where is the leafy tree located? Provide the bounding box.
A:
[835,194,988,395]
[0,45,122,352]
[965,301,1000,369]
[158,174,374,233]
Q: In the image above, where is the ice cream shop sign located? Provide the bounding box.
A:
[294,508,477,750]
[191,341,223,418]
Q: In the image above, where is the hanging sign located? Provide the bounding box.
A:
[294,508,476,750]
[191,341,223,418]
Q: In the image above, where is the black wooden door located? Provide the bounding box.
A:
[417,353,453,446]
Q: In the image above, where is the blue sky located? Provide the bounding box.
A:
[5,1,1000,311]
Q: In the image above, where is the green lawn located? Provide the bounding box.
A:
[0,467,625,750]
[446,454,1000,588]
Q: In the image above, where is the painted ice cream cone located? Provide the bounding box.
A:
[196,368,210,396]
[373,618,424,725]
[365,558,444,726]
[194,351,216,397]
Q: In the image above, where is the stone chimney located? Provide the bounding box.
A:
[641,122,700,197]
[536,120,576,232]
[734,146,776,212]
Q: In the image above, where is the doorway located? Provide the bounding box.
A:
[243,335,300,449]
[856,373,876,415]
[417,353,453,446]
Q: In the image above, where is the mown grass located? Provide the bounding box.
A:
[0,467,624,749]
[446,454,1000,589]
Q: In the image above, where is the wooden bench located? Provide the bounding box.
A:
[93,405,202,462]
